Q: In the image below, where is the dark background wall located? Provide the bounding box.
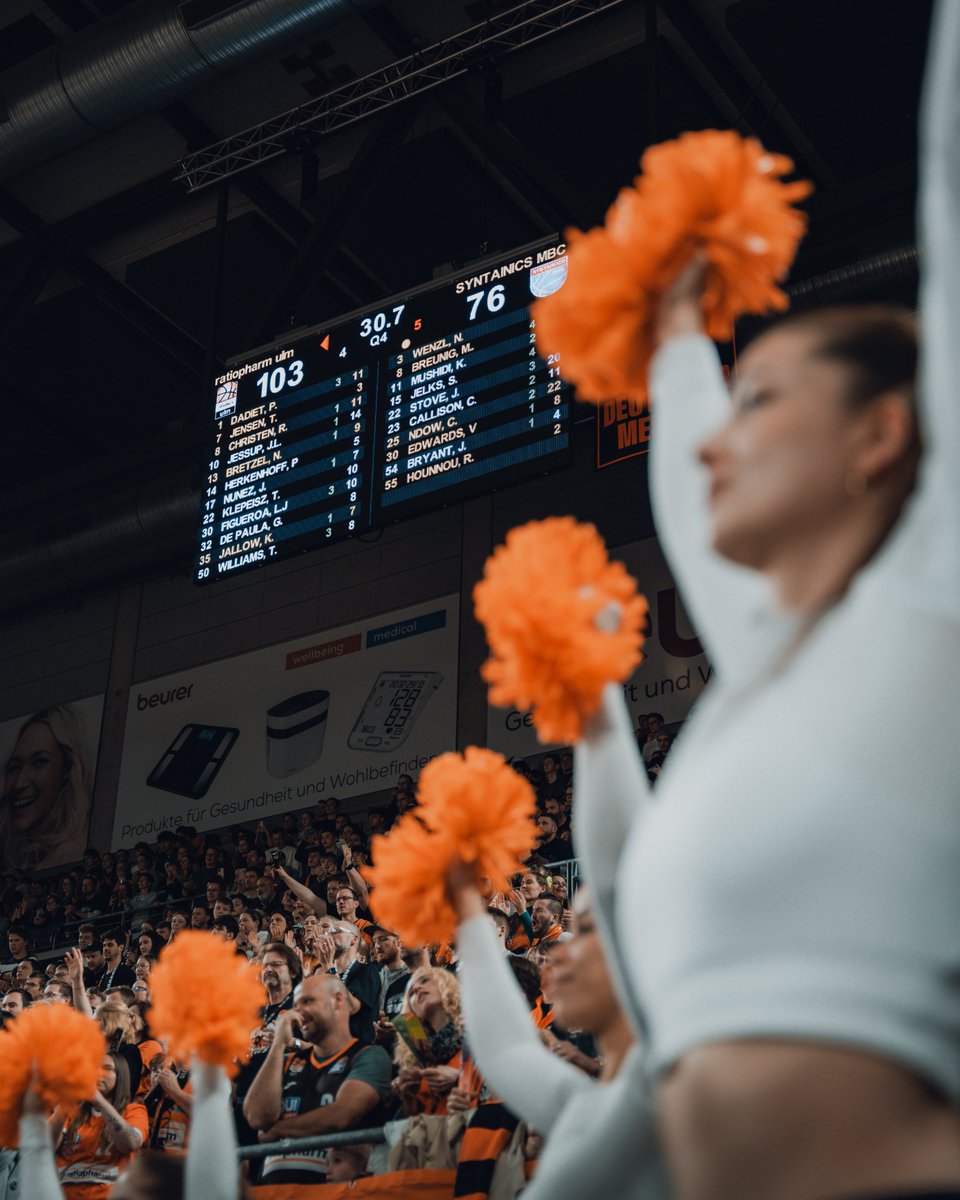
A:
[0,420,653,849]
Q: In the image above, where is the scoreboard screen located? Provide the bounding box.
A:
[195,239,572,584]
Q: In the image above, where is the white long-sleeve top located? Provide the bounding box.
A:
[456,915,666,1199]
[577,0,960,1107]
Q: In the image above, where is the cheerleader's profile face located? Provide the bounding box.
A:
[699,326,912,584]
[550,887,621,1035]
[701,329,855,560]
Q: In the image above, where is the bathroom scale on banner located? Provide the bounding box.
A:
[146,724,239,799]
[347,671,443,751]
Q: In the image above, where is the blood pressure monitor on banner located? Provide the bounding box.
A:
[195,237,572,585]
[347,671,443,751]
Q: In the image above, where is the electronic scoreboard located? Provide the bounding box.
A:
[195,238,572,584]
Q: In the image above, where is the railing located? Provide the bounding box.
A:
[236,1127,387,1162]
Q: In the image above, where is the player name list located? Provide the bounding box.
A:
[200,369,370,577]
[377,307,567,516]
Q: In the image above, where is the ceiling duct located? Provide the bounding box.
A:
[0,0,374,181]
[0,469,201,615]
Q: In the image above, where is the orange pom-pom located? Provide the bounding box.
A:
[149,931,266,1077]
[364,749,538,946]
[474,517,647,744]
[0,1004,106,1146]
[364,812,460,946]
[417,747,538,887]
[533,129,812,404]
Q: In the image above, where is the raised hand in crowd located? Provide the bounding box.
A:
[64,946,84,987]
[314,933,336,972]
[156,1067,192,1110]
[64,945,93,1016]
[487,892,511,915]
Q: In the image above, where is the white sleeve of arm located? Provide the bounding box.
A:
[649,335,772,680]
[904,0,960,610]
[17,1113,63,1200]
[574,683,652,1040]
[457,915,592,1135]
[184,1062,237,1200]
[575,683,650,872]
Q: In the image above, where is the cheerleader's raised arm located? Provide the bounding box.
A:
[648,291,774,684]
[877,0,960,616]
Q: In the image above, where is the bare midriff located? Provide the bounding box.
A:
[658,1040,960,1200]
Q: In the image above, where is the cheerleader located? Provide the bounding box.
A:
[573,5,960,1197]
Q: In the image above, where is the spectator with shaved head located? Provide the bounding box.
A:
[243,973,391,1186]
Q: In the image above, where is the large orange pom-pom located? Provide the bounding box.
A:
[417,747,537,887]
[149,931,266,1077]
[364,812,459,946]
[0,1004,106,1146]
[363,749,538,946]
[534,129,812,404]
[474,517,647,744]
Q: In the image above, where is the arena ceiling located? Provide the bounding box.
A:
[0,0,934,563]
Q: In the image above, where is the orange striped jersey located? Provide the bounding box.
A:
[531,924,563,947]
[56,1102,149,1199]
[260,1039,392,1185]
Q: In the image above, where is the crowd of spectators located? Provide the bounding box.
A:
[0,750,592,1197]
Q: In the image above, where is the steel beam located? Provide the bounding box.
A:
[0,187,209,380]
[361,6,595,231]
[177,0,630,190]
[656,0,838,188]
[245,101,423,347]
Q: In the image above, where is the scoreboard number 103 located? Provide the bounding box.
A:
[255,360,304,398]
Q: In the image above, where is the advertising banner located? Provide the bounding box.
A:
[0,695,105,872]
[486,537,709,758]
[596,396,651,468]
[113,596,459,846]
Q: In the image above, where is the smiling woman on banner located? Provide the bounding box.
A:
[0,704,93,872]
